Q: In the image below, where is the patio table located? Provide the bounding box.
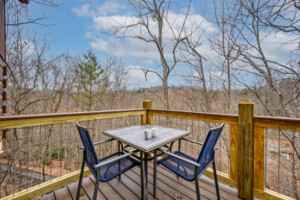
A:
[102,124,191,200]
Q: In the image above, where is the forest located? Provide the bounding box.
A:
[3,0,299,119]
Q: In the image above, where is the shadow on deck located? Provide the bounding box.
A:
[39,162,239,200]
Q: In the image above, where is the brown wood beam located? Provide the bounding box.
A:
[237,100,255,199]
[141,100,153,125]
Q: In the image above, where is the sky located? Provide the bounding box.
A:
[31,0,210,89]
[25,0,298,89]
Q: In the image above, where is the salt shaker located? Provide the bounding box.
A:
[144,129,151,140]
[151,127,158,138]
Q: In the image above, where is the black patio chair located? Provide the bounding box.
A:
[75,121,139,200]
[153,123,225,200]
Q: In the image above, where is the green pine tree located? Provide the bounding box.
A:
[74,50,108,111]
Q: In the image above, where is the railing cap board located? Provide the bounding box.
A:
[254,115,300,122]
[0,109,145,121]
[0,108,145,121]
[0,109,146,130]
[149,109,238,124]
[254,116,300,131]
[239,100,255,104]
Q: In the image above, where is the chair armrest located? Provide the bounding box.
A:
[94,152,134,169]
[181,138,203,145]
[158,148,200,168]
[80,138,114,150]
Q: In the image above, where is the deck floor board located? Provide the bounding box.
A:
[81,177,106,200]
[39,163,239,200]
[149,164,238,200]
[53,186,72,200]
[108,176,140,200]
[67,180,89,200]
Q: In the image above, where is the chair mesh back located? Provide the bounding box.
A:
[76,122,99,171]
[197,123,224,173]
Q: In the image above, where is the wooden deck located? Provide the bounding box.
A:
[39,163,239,200]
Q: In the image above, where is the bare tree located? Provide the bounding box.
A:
[209,0,241,113]
[252,0,300,34]
[104,56,129,110]
[216,0,300,197]
[6,28,50,115]
[109,0,194,109]
[39,54,76,113]
[231,0,299,118]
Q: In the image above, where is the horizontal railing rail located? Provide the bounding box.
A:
[0,109,146,130]
[254,116,300,131]
[149,109,238,124]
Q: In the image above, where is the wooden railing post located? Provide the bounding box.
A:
[254,127,265,191]
[142,100,153,125]
[237,100,254,199]
[230,124,238,182]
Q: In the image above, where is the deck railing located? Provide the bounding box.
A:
[0,100,299,200]
[0,109,144,199]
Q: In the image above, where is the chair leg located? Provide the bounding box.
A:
[118,142,121,180]
[145,152,148,188]
[153,150,157,198]
[195,176,201,200]
[212,160,220,200]
[76,160,85,200]
[140,151,144,199]
[93,171,100,200]
[177,139,181,179]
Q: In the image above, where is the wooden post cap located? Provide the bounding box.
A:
[143,100,152,109]
[239,100,254,105]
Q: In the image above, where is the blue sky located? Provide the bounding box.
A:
[28,0,209,88]
[25,0,298,89]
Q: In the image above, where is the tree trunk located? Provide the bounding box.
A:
[162,76,169,109]
[0,0,6,121]
[227,57,231,113]
[199,57,210,112]
[0,0,5,60]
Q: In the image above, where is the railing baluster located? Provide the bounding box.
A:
[265,128,268,188]
[278,129,280,193]
[26,127,29,190]
[191,119,194,157]
[292,130,295,199]
[59,124,62,177]
[69,123,71,173]
[219,128,222,171]
[39,125,42,185]
[13,129,16,196]
[50,126,53,180]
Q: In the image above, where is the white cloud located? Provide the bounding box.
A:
[126,65,160,88]
[260,31,299,63]
[72,4,95,17]
[84,31,94,39]
[88,11,216,64]
[89,37,110,52]
[11,40,37,57]
[72,1,125,17]
[71,0,217,64]
[96,1,125,16]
